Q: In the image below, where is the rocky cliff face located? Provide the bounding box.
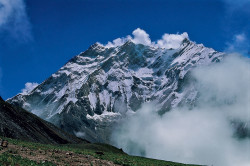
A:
[8,38,224,142]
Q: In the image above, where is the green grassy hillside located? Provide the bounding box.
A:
[0,137,200,166]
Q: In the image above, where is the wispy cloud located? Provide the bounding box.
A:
[222,0,250,9]
[0,0,32,42]
[225,33,250,55]
[221,0,250,56]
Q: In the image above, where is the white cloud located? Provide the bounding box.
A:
[0,0,32,41]
[103,28,188,49]
[131,28,151,45]
[156,32,189,49]
[21,82,39,95]
[112,54,250,166]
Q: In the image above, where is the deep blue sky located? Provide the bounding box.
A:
[0,0,249,99]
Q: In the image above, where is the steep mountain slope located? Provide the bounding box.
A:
[0,96,84,144]
[8,38,224,142]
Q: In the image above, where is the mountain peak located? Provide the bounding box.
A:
[8,37,224,142]
[89,42,106,50]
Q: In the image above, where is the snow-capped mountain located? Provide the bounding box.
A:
[8,37,224,142]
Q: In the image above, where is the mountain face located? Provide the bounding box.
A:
[8,38,224,142]
[0,96,85,144]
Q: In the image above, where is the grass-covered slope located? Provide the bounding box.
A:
[0,137,200,166]
[0,96,84,144]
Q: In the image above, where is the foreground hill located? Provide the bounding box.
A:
[0,96,84,144]
[0,137,199,166]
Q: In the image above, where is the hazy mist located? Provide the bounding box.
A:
[112,54,250,166]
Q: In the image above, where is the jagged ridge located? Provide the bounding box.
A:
[8,38,224,142]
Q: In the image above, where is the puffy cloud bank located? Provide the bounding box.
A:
[0,0,32,41]
[104,28,188,49]
[21,82,39,95]
[111,54,250,166]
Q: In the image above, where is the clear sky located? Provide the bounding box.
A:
[0,0,249,99]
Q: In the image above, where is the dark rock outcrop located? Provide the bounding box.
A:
[0,96,86,144]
